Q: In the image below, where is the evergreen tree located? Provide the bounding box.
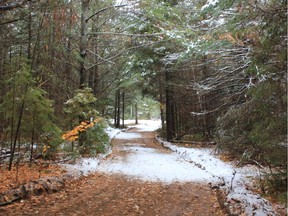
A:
[63,87,109,155]
[0,60,61,168]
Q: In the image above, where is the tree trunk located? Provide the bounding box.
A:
[114,90,121,128]
[114,91,118,127]
[116,90,121,128]
[27,2,32,60]
[89,19,99,96]
[78,0,90,152]
[165,71,175,141]
[8,88,27,171]
[30,109,36,162]
[175,104,179,137]
[158,72,165,128]
[9,83,16,162]
[122,92,125,128]
[135,102,138,125]
[79,0,90,88]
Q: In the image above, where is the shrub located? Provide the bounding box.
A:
[63,88,110,155]
[83,122,110,155]
[216,80,287,167]
[216,80,287,199]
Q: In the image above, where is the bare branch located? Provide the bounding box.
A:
[85,2,139,22]
[0,17,21,25]
[191,87,246,116]
[87,32,164,37]
[86,40,165,70]
[87,49,115,65]
[0,0,29,11]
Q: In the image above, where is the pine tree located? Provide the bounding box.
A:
[63,87,109,155]
[0,60,61,169]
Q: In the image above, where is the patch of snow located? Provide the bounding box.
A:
[98,146,216,183]
[163,53,183,65]
[185,42,196,53]
[105,126,121,140]
[157,137,278,216]
[190,111,207,116]
[226,184,276,216]
[115,132,142,139]
[63,120,280,215]
[194,82,213,91]
[201,16,225,29]
[216,17,225,25]
[134,120,161,132]
[64,158,100,177]
[156,138,234,182]
[154,46,166,53]
[202,0,219,11]
[165,31,183,40]
[63,126,120,177]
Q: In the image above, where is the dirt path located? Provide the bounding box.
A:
[1,127,225,216]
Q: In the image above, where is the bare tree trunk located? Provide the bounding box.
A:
[27,1,32,60]
[9,84,15,161]
[30,109,36,162]
[122,92,125,128]
[79,0,90,88]
[8,87,27,171]
[158,71,165,128]
[135,102,138,125]
[114,90,121,128]
[89,19,99,96]
[116,90,121,128]
[159,99,165,128]
[165,71,175,141]
[114,91,118,127]
[175,104,179,137]
[16,132,22,182]
[78,0,90,152]
[31,15,44,73]
[63,5,74,101]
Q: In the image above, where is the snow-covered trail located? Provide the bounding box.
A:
[98,121,232,184]
[3,120,223,216]
[65,120,280,216]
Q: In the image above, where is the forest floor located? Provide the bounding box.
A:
[0,161,66,195]
[1,124,225,216]
[0,121,285,216]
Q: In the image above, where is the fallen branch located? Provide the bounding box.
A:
[0,196,21,207]
[172,140,216,145]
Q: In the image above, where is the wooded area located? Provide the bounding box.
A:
[0,0,287,203]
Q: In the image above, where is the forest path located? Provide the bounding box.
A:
[1,123,224,216]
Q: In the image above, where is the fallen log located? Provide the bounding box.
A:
[0,176,67,206]
[171,140,216,145]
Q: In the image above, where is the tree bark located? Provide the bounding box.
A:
[165,70,175,141]
[8,87,27,171]
[79,0,90,88]
[27,2,32,60]
[89,19,99,96]
[30,109,36,162]
[114,91,118,127]
[116,90,121,128]
[78,0,90,152]
[122,92,125,128]
[135,102,138,125]
[114,90,121,128]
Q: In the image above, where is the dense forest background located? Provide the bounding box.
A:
[0,0,287,202]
